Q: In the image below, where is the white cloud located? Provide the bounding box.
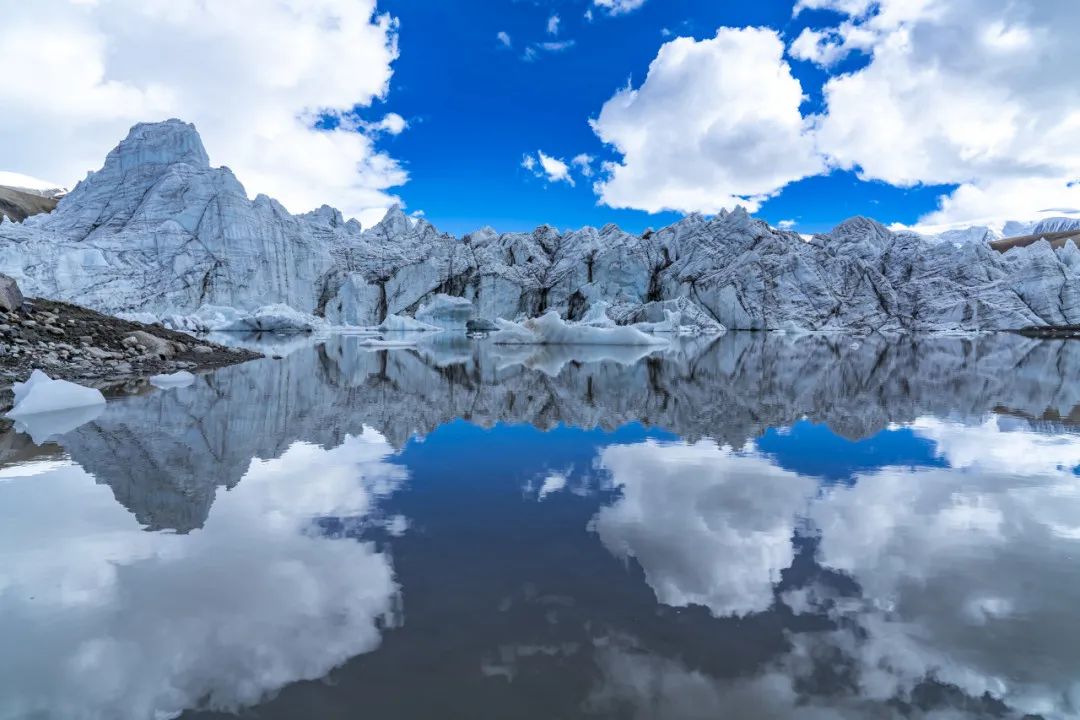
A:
[807,456,1080,717]
[793,0,876,17]
[572,153,595,178]
[0,433,404,720]
[497,30,512,48]
[547,14,560,35]
[591,27,823,214]
[910,415,1080,476]
[777,219,797,229]
[584,8,594,22]
[591,439,817,617]
[363,112,407,136]
[0,0,406,222]
[538,40,575,53]
[593,0,648,15]
[537,151,575,186]
[522,150,577,185]
[537,472,568,499]
[808,0,1080,229]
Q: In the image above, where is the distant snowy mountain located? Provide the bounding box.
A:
[930,226,1000,246]
[1033,217,1080,235]
[926,216,1080,246]
[0,171,67,199]
[1,119,1079,332]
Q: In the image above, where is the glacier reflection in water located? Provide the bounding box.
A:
[0,332,1078,720]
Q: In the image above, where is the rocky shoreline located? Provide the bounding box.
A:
[0,281,260,411]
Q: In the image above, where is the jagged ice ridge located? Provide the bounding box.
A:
[2,119,1079,333]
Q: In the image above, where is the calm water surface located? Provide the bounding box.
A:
[2,333,1079,720]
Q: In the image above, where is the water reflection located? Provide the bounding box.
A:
[0,434,403,720]
[0,332,1077,719]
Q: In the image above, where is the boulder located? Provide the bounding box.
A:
[124,330,178,359]
[0,273,23,312]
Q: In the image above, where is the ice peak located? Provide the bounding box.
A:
[828,216,893,244]
[370,203,410,237]
[104,119,211,174]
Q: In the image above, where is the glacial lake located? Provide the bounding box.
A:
[2,332,1079,720]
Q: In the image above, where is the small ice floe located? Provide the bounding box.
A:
[376,314,442,332]
[355,338,421,348]
[490,311,668,346]
[4,370,106,444]
[149,370,196,389]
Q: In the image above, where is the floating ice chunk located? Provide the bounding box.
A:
[490,343,663,376]
[355,338,421,348]
[377,314,442,332]
[5,371,106,443]
[490,311,669,346]
[10,370,105,414]
[149,370,196,389]
[615,298,726,336]
[163,304,321,333]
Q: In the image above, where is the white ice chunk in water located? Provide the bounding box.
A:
[9,370,105,415]
[150,371,196,389]
[490,311,669,346]
[377,314,442,332]
[5,371,106,444]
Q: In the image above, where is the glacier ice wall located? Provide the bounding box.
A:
[2,119,1080,332]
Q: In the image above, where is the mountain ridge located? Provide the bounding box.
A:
[2,119,1079,333]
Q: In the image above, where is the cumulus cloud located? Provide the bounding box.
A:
[807,456,1080,717]
[0,433,405,720]
[0,0,406,224]
[587,0,1080,229]
[591,439,817,617]
[591,27,823,214]
[547,14,560,35]
[910,415,1080,476]
[593,0,648,15]
[497,30,512,48]
[807,0,1080,230]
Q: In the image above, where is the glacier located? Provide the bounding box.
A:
[1,119,1079,333]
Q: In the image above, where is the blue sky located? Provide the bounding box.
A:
[5,0,1078,237]
[372,0,953,235]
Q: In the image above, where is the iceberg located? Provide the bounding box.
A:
[490,311,669,346]
[9,370,106,415]
[5,371,107,444]
[377,314,442,332]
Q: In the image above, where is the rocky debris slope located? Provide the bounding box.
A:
[2,119,1080,333]
[0,185,58,222]
[0,275,258,406]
